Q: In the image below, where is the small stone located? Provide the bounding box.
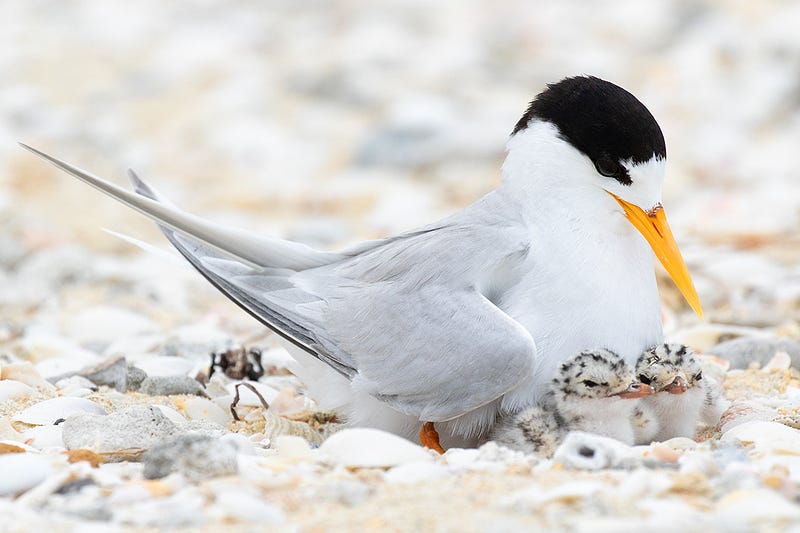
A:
[139,375,207,397]
[142,434,238,481]
[80,356,128,392]
[385,462,452,484]
[62,405,180,457]
[311,479,374,506]
[213,490,285,524]
[552,431,639,470]
[126,365,148,391]
[318,428,432,468]
[13,397,106,426]
[708,337,800,369]
[0,453,51,496]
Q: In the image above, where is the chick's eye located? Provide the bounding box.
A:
[594,157,619,177]
[638,374,652,385]
[694,372,703,381]
[582,380,598,388]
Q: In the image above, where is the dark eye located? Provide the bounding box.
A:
[638,374,652,385]
[582,380,598,388]
[694,372,702,381]
[594,157,619,177]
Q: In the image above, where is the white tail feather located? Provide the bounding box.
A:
[20,143,339,271]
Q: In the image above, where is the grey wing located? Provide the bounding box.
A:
[132,172,536,421]
[323,282,537,422]
[24,145,535,423]
[126,171,358,379]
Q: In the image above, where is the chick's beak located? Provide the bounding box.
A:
[614,382,655,399]
[608,192,704,318]
[664,375,689,395]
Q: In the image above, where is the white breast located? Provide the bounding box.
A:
[497,192,663,411]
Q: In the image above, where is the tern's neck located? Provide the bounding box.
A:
[496,121,630,236]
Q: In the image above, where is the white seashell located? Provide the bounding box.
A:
[718,400,776,434]
[54,375,98,397]
[21,425,64,449]
[669,324,765,352]
[65,305,159,347]
[0,453,52,496]
[225,381,279,406]
[134,356,195,377]
[13,397,107,426]
[0,362,56,391]
[661,437,698,450]
[318,428,432,468]
[501,480,608,512]
[35,354,100,379]
[18,328,99,365]
[263,412,324,446]
[715,489,800,526]
[0,417,22,440]
[763,351,792,371]
[219,433,256,455]
[273,435,313,460]
[552,431,638,470]
[152,404,187,426]
[0,379,35,402]
[721,420,800,455]
[181,397,231,427]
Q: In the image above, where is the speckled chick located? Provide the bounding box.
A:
[491,349,651,456]
[632,343,726,444]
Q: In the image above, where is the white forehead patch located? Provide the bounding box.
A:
[606,155,666,212]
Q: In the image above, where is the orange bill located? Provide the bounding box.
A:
[613,382,654,399]
[608,192,704,318]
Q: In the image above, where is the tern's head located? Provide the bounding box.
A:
[507,75,702,317]
[635,343,703,395]
[552,348,652,403]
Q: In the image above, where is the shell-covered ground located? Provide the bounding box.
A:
[2,1,800,531]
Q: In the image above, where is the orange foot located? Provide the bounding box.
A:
[420,422,445,454]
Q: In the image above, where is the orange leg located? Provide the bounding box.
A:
[420,422,445,454]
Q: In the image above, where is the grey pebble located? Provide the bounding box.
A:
[82,356,128,392]
[126,365,148,391]
[708,337,800,369]
[139,375,207,397]
[62,405,180,459]
[142,434,238,481]
[47,356,131,392]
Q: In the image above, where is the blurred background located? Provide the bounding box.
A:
[1,0,799,350]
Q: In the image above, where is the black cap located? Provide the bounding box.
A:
[512,76,666,186]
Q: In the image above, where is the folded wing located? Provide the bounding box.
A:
[25,145,536,422]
